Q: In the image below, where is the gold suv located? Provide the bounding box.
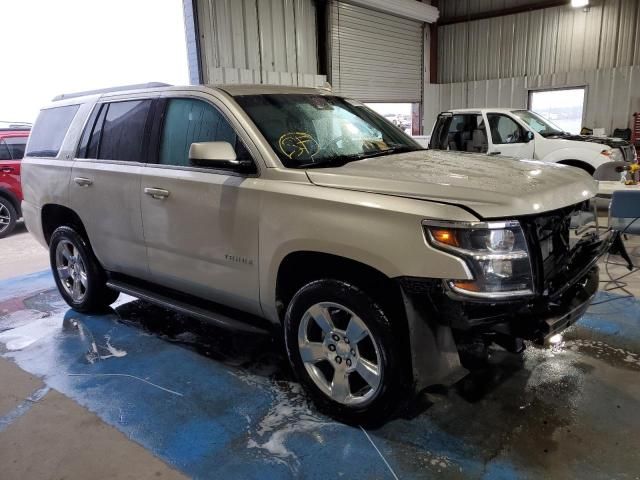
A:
[21,83,607,423]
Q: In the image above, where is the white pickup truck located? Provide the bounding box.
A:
[429,108,637,174]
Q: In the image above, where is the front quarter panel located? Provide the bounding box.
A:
[536,138,608,169]
[257,171,479,322]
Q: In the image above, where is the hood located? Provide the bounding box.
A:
[549,133,630,148]
[306,150,597,218]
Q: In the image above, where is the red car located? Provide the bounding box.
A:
[0,127,30,238]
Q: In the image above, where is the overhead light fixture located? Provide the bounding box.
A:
[571,0,589,7]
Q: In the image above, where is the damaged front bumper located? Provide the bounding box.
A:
[438,265,599,344]
[398,227,611,391]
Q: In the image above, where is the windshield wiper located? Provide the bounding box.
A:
[297,146,420,169]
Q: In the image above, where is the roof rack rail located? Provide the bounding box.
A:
[52,82,172,101]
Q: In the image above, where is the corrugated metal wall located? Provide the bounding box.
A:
[330,2,424,102]
[424,65,640,134]
[183,0,201,84]
[195,0,326,86]
[439,0,640,83]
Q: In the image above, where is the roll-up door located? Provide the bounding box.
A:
[330,1,424,103]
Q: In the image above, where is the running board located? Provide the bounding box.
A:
[106,279,269,335]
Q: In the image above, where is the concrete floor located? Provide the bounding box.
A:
[0,223,50,281]
[0,224,639,479]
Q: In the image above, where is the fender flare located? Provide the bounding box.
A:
[555,159,595,175]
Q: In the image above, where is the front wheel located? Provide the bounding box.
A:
[49,226,119,312]
[284,279,404,424]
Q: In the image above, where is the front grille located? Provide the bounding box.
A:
[522,205,576,294]
[519,203,604,297]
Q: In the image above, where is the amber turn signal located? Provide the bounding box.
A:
[430,228,458,247]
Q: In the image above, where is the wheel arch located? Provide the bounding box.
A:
[41,204,89,246]
[275,250,406,328]
[0,188,21,215]
[556,159,595,175]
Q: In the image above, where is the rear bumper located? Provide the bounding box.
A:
[21,200,47,248]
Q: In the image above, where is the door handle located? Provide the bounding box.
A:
[1,167,14,174]
[144,187,170,200]
[74,177,93,187]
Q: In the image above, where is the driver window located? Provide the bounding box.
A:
[159,98,239,167]
[487,114,524,144]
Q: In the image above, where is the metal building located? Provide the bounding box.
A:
[184,0,640,135]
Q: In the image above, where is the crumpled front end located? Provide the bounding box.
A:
[398,203,611,390]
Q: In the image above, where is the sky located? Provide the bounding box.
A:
[0,0,189,123]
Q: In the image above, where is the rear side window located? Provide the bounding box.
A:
[0,141,10,160]
[100,100,151,162]
[5,137,28,159]
[430,113,487,153]
[26,105,79,157]
[78,100,152,162]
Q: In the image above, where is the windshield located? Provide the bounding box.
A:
[234,94,423,168]
[512,110,565,137]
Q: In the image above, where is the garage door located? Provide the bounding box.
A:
[330,1,424,103]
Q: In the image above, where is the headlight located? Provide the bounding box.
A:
[601,148,624,162]
[423,220,534,299]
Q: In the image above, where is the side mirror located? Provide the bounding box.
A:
[189,142,254,173]
[524,130,535,143]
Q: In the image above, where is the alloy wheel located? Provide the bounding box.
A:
[297,301,382,406]
[55,239,88,302]
[0,203,11,233]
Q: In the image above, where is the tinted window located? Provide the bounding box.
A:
[159,98,237,167]
[98,100,152,162]
[487,114,525,144]
[5,137,28,159]
[77,104,103,158]
[26,105,79,157]
[0,141,10,160]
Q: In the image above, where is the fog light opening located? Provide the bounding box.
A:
[548,334,563,345]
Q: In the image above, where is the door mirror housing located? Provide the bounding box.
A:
[524,130,535,143]
[189,142,254,173]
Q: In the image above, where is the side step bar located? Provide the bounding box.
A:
[106,279,269,336]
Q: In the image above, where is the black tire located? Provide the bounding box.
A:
[0,197,17,239]
[284,279,403,425]
[49,226,119,312]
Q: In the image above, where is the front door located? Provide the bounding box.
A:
[485,112,535,159]
[140,95,261,315]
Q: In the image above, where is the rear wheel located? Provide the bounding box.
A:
[284,279,403,424]
[0,197,17,239]
[49,226,119,312]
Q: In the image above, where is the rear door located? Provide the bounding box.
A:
[485,112,534,159]
[0,138,23,202]
[70,98,156,280]
[140,92,262,315]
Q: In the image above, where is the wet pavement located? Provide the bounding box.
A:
[1,270,639,479]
